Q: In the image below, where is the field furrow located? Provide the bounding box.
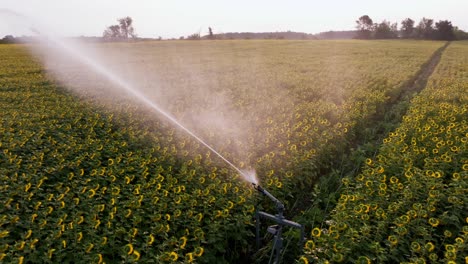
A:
[300,41,468,264]
[1,40,462,263]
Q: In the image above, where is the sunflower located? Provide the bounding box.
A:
[311,228,321,237]
[194,247,204,257]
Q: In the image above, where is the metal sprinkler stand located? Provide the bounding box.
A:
[253,183,305,264]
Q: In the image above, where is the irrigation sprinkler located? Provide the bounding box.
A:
[252,183,305,264]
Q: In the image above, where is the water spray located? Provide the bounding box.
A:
[24,22,256,183]
[252,183,305,264]
[3,10,302,262]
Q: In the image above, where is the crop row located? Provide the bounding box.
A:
[0,40,445,263]
[301,42,468,263]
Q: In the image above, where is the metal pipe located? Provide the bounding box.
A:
[253,183,305,264]
[252,183,285,215]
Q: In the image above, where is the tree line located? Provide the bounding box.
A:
[355,15,468,40]
[100,15,466,41]
[102,17,137,40]
[2,15,468,43]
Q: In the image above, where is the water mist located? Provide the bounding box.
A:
[0,8,258,185]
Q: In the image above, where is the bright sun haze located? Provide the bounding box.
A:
[1,0,467,38]
[0,2,467,264]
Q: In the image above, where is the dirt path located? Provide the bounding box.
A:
[299,41,451,229]
[376,41,450,136]
[393,41,451,104]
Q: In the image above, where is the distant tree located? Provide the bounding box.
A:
[374,21,398,39]
[435,20,455,40]
[118,17,136,39]
[400,18,415,38]
[103,25,121,39]
[208,27,214,39]
[415,17,435,39]
[0,35,15,44]
[355,15,374,39]
[179,36,185,40]
[391,22,399,37]
[103,16,137,40]
[453,26,468,40]
[187,33,201,40]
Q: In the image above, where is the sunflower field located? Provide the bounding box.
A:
[300,42,468,263]
[0,40,462,263]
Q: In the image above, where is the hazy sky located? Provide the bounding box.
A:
[1,0,467,38]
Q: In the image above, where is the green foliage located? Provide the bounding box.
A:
[0,40,453,263]
[301,41,468,264]
[0,45,254,263]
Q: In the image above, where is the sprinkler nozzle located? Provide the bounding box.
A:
[252,182,263,192]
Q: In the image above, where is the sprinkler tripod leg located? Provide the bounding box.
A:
[255,207,260,250]
[265,224,283,264]
[254,184,303,263]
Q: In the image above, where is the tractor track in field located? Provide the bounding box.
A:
[374,41,451,138]
[390,41,451,105]
[352,41,451,163]
[349,41,452,177]
[298,41,451,230]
